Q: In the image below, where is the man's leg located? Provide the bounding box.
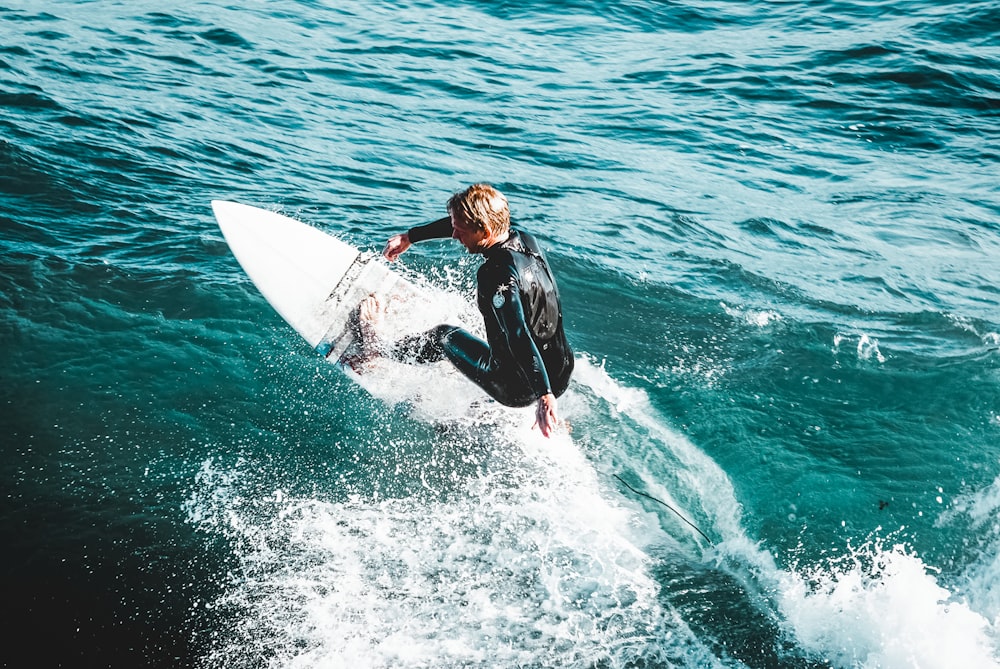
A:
[356,296,530,406]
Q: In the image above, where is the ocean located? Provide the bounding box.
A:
[2,0,998,667]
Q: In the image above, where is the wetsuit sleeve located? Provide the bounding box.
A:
[488,268,553,400]
[407,216,452,243]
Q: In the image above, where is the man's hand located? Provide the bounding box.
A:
[533,393,559,438]
[383,233,411,262]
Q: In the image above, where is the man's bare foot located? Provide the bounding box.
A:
[359,294,381,339]
[344,294,383,370]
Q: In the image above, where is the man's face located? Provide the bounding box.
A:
[451,212,490,253]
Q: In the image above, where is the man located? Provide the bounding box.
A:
[359,183,573,437]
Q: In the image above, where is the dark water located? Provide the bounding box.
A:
[2,1,999,667]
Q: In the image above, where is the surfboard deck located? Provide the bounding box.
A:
[212,200,487,420]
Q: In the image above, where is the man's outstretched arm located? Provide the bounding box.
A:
[383,216,452,261]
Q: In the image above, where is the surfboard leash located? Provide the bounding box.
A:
[612,474,714,546]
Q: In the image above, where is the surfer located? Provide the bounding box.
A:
[360,183,574,437]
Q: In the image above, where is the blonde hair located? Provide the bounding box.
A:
[447,183,510,237]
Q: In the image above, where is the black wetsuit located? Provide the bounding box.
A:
[393,217,574,407]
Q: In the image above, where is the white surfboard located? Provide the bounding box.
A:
[212,200,488,420]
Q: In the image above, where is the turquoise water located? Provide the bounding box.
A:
[2,1,999,666]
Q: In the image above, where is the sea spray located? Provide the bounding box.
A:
[569,355,746,547]
[567,356,1000,667]
[776,535,999,669]
[184,427,725,668]
[945,472,1000,645]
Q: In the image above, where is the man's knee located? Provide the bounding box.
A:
[394,325,458,363]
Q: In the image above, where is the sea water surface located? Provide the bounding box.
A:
[2,0,999,667]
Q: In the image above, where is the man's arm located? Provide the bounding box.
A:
[383,216,452,262]
[534,392,559,438]
[486,267,560,437]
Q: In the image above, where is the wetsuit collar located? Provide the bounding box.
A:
[481,230,510,253]
[482,230,520,257]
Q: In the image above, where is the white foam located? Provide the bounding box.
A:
[721,301,782,328]
[570,358,1000,668]
[184,427,724,668]
[857,334,886,363]
[776,536,999,669]
[186,352,1000,668]
[341,271,491,424]
[945,313,1000,349]
[833,332,887,363]
[946,473,1000,639]
[570,355,745,544]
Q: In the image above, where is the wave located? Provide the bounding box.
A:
[777,535,999,669]
[182,353,1000,667]
[183,441,722,667]
[183,347,1000,667]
